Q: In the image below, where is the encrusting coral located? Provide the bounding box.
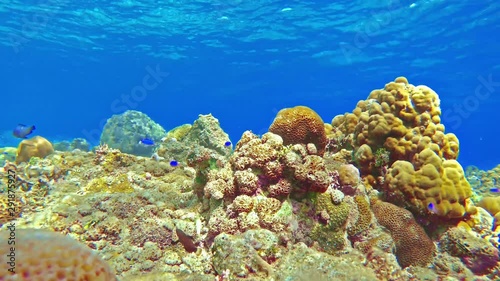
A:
[440,226,499,275]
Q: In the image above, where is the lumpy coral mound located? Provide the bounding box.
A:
[15,136,54,164]
[0,228,116,281]
[269,105,327,156]
[331,77,474,218]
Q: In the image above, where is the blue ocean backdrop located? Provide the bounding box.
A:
[1,0,499,169]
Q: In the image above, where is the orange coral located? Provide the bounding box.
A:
[15,136,54,164]
[372,200,435,268]
[269,105,327,156]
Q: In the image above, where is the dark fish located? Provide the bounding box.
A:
[138,138,155,146]
[175,228,197,253]
[490,187,499,193]
[224,141,232,147]
[13,124,35,139]
[170,160,178,167]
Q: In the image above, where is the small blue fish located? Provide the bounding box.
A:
[490,187,499,193]
[13,124,35,139]
[170,160,178,167]
[427,202,437,214]
[138,138,155,146]
[224,141,232,147]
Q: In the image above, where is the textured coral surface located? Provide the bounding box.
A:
[0,229,116,281]
[372,200,436,268]
[269,105,327,156]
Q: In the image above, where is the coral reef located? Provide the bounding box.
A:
[466,164,500,200]
[0,78,498,281]
[15,136,54,164]
[385,148,475,218]
[274,243,380,280]
[53,138,91,152]
[211,230,278,278]
[165,124,192,141]
[0,194,23,226]
[100,110,166,156]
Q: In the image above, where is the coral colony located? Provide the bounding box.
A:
[0,77,499,280]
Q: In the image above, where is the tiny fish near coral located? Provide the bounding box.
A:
[176,228,197,253]
[427,202,438,214]
[138,138,155,146]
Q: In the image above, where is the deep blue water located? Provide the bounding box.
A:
[1,0,499,169]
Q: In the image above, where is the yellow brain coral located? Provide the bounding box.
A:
[15,136,54,164]
[0,228,116,281]
[269,105,327,156]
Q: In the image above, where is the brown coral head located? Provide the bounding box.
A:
[269,105,327,156]
[15,136,54,164]
[372,201,435,268]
